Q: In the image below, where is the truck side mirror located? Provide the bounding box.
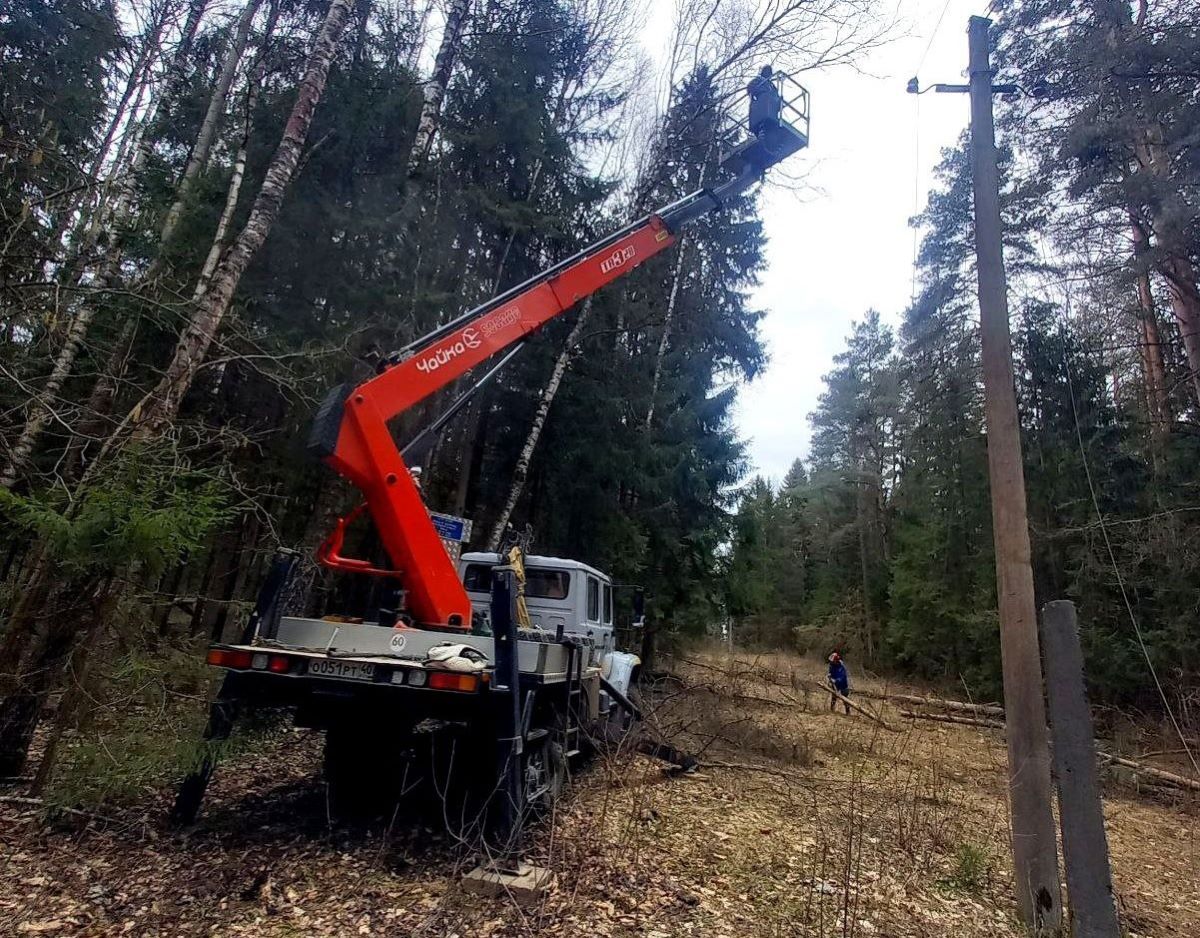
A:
[632,588,645,629]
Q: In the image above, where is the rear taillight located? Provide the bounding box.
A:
[207,648,253,669]
[267,654,292,673]
[428,671,480,693]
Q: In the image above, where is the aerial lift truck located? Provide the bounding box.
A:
[173,70,810,848]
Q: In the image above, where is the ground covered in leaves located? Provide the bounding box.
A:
[2,650,1197,936]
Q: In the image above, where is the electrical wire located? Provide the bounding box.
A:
[915,0,955,76]
[1055,294,1200,779]
[1035,237,1198,777]
[909,0,958,304]
[911,91,921,305]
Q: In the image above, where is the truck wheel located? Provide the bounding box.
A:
[523,737,567,814]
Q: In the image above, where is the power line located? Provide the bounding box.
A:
[1052,282,1200,779]
[911,91,921,304]
[914,0,955,76]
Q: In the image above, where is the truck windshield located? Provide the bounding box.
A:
[463,564,571,600]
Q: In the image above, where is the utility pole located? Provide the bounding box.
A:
[910,17,1065,929]
[966,16,1062,929]
[1041,601,1121,938]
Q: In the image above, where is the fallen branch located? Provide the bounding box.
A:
[0,795,128,825]
[900,709,1004,730]
[861,690,1004,717]
[731,689,800,709]
[1098,753,1200,792]
[826,684,897,731]
[669,673,799,711]
[700,760,810,783]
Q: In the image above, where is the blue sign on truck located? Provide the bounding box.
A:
[430,512,471,542]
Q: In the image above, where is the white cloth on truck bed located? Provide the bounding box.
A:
[425,642,488,672]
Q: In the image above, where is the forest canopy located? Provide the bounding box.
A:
[0,0,888,795]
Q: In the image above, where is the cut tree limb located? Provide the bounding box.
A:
[860,690,1004,717]
[1099,753,1200,792]
[900,709,1005,730]
[826,684,897,731]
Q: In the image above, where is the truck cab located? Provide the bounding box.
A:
[459,552,616,666]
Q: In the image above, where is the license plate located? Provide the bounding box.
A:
[307,659,376,682]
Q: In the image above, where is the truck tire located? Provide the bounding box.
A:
[524,736,567,815]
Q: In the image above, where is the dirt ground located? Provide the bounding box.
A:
[2,649,1197,937]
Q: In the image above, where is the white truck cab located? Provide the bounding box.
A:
[459,552,617,665]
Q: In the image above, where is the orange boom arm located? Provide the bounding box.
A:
[307,70,810,630]
[310,215,677,628]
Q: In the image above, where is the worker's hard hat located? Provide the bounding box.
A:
[829,652,841,663]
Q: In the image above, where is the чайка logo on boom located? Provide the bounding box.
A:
[415,326,482,373]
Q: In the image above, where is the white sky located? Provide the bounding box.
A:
[639,0,995,483]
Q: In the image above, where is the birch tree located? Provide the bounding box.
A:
[406,0,472,178]
[487,297,594,549]
[126,0,356,439]
[157,0,266,249]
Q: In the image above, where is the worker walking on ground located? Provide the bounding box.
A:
[827,652,851,714]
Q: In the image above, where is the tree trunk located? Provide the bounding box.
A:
[1157,253,1200,408]
[61,12,269,482]
[855,459,876,664]
[487,297,595,550]
[0,1,215,488]
[157,0,265,249]
[30,578,117,794]
[643,237,689,431]
[0,572,98,777]
[0,291,103,488]
[49,6,168,273]
[0,42,160,487]
[128,0,354,440]
[1130,217,1169,435]
[194,73,258,301]
[452,397,482,516]
[406,0,471,177]
[1096,0,1200,408]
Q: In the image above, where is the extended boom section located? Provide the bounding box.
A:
[310,69,810,630]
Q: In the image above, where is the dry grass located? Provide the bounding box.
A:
[1,648,1197,936]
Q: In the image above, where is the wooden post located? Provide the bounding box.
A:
[1041,601,1121,938]
[967,15,1063,929]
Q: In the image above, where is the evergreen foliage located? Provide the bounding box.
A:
[727,122,1200,706]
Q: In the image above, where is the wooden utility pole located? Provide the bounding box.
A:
[967,15,1063,929]
[1041,601,1121,938]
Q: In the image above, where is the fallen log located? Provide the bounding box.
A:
[861,690,1004,717]
[1098,753,1200,792]
[900,709,1004,730]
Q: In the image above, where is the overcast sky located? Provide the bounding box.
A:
[640,0,995,483]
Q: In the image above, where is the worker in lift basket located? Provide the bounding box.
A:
[827,652,851,714]
[747,65,782,136]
